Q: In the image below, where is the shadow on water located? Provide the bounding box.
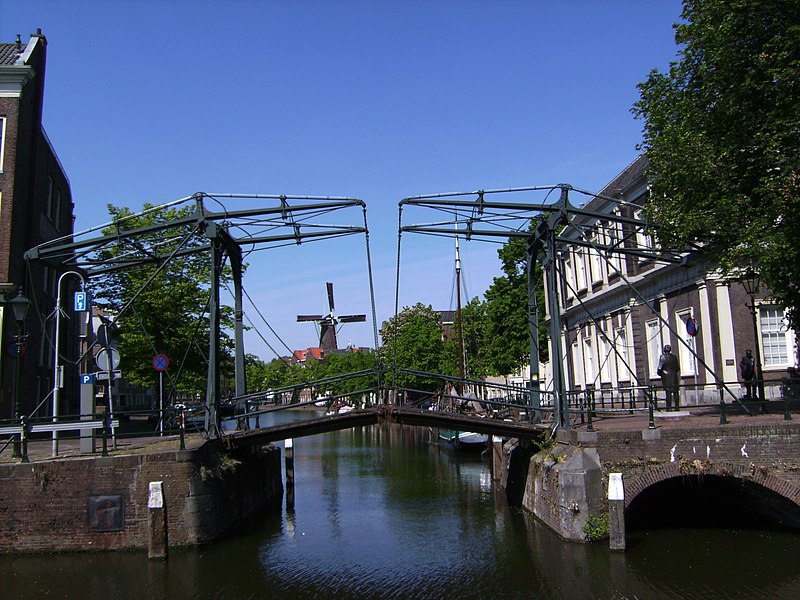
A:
[2,414,799,599]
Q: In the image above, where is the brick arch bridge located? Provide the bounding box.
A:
[562,416,800,527]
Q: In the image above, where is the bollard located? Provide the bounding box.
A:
[147,481,168,560]
[285,438,295,510]
[20,415,29,463]
[648,393,655,430]
[586,396,594,433]
[785,394,793,421]
[179,407,186,451]
[101,413,109,456]
[719,386,729,425]
[608,473,626,551]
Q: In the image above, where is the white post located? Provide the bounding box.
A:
[159,371,164,437]
[52,271,86,457]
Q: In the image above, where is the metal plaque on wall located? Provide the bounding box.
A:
[87,495,125,532]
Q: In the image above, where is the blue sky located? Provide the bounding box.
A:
[1,0,683,360]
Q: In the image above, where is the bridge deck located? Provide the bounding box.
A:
[222,405,548,450]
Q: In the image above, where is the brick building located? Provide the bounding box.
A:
[545,156,798,405]
[1,31,79,420]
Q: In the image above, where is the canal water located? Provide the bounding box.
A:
[2,409,799,599]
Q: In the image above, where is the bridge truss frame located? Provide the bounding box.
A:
[398,183,745,431]
[24,193,379,438]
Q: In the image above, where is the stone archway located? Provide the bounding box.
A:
[623,461,800,530]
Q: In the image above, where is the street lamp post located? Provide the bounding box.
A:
[9,292,31,458]
[741,273,766,406]
[52,271,87,457]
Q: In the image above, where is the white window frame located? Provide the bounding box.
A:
[646,319,662,378]
[634,209,654,257]
[589,231,603,284]
[0,116,6,173]
[574,248,588,291]
[583,336,595,384]
[607,212,623,274]
[759,305,795,369]
[614,326,631,382]
[598,332,612,383]
[563,254,574,300]
[571,340,583,387]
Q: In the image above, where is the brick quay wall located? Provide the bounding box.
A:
[0,439,282,554]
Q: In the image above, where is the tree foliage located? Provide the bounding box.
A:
[633,0,800,327]
[482,235,548,376]
[93,203,235,395]
[379,303,446,393]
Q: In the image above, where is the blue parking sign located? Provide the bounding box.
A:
[74,291,88,312]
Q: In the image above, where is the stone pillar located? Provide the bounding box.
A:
[608,472,625,551]
[148,481,168,560]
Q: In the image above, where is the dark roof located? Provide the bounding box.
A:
[597,155,649,199]
[0,42,25,66]
[438,310,456,324]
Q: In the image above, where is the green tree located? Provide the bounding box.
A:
[482,235,548,376]
[380,303,446,394]
[93,203,235,395]
[314,350,379,403]
[633,0,800,327]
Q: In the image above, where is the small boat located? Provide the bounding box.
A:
[438,429,488,450]
[326,403,355,416]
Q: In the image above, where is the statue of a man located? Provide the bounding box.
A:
[740,349,756,400]
[657,344,681,411]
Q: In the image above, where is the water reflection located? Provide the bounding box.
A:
[2,409,799,599]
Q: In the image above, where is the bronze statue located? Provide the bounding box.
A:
[740,349,756,400]
[657,344,681,411]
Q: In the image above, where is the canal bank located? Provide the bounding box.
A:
[496,406,800,545]
[0,436,282,554]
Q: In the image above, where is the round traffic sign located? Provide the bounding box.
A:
[153,353,170,372]
[96,348,121,371]
[686,316,698,337]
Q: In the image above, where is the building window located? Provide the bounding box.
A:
[615,326,631,382]
[634,209,655,256]
[607,212,623,273]
[589,232,603,284]
[571,341,582,387]
[45,176,54,222]
[54,189,62,229]
[760,306,793,368]
[563,254,574,300]
[574,249,588,291]
[676,311,698,376]
[583,337,595,383]
[646,319,662,378]
[0,116,6,172]
[598,333,612,383]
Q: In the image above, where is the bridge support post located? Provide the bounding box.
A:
[491,436,504,480]
[147,481,168,560]
[285,438,295,509]
[608,473,625,551]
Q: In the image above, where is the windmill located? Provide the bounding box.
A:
[296,282,366,352]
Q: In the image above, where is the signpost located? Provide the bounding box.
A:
[153,354,169,436]
[686,316,699,405]
[74,291,89,312]
[95,347,121,447]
